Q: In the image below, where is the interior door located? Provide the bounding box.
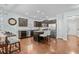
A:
[67,17,77,52]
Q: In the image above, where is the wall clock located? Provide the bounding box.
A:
[8,18,17,25]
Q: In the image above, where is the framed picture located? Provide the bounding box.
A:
[18,18,28,27]
[8,18,17,25]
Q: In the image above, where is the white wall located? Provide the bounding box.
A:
[56,14,64,39]
[1,12,36,39]
[67,20,77,35]
[1,12,22,39]
[56,8,79,40]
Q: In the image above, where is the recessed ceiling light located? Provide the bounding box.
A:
[41,12,45,15]
[46,16,48,18]
[25,12,29,15]
[36,10,40,13]
[33,16,36,18]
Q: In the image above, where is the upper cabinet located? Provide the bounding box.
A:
[34,20,56,27]
[34,21,42,27]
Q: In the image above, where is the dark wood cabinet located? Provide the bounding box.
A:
[18,30,35,39]
[34,21,42,27]
[18,31,27,39]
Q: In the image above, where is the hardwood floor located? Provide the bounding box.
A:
[20,37,56,54]
[19,35,79,54]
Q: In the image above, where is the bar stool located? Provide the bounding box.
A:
[39,30,51,43]
[40,34,48,43]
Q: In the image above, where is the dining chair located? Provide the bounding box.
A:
[8,36,21,53]
[0,35,6,54]
[39,30,51,43]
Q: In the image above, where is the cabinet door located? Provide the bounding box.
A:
[18,31,27,39]
[34,21,42,27]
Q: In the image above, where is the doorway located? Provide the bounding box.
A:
[67,16,78,53]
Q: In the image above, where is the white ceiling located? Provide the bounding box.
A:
[0,4,79,18]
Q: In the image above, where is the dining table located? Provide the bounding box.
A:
[0,32,16,54]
